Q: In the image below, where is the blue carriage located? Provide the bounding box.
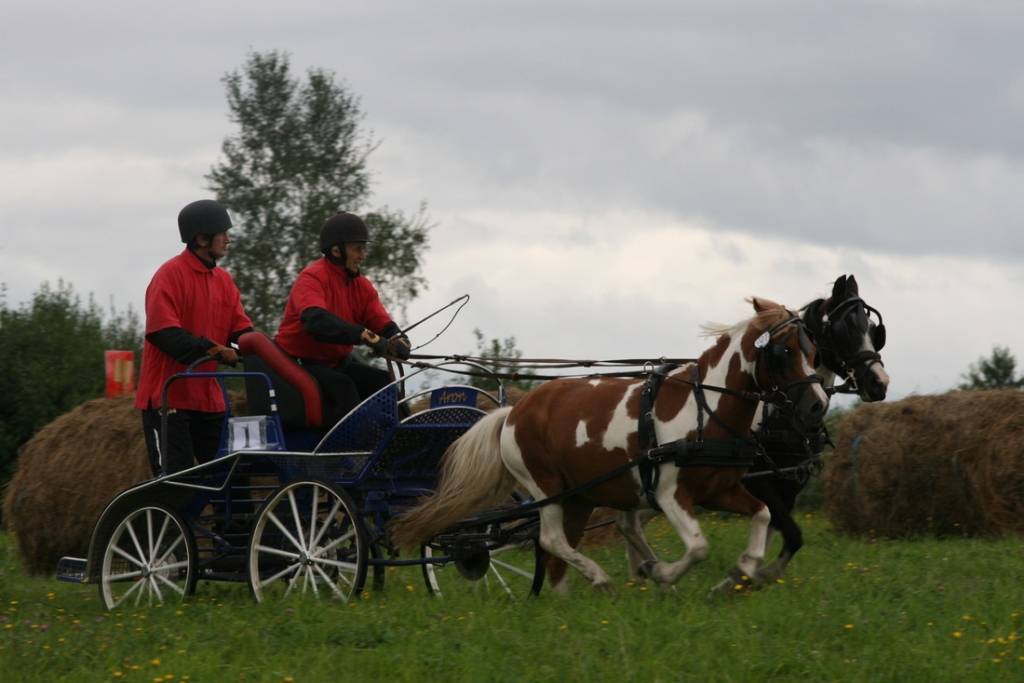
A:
[58,332,544,609]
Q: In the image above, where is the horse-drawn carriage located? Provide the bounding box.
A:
[58,332,546,609]
[57,276,888,608]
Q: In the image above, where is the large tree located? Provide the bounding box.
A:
[208,50,429,331]
[959,345,1024,390]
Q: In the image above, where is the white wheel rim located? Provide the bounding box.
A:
[101,507,192,610]
[249,482,363,602]
[424,541,538,598]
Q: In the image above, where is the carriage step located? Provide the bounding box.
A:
[56,556,88,584]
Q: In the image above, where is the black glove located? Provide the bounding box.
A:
[361,330,389,356]
[386,334,411,360]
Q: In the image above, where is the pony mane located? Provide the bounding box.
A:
[699,298,794,339]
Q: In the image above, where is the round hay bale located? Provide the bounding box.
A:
[2,390,249,575]
[823,390,1024,538]
[2,395,151,574]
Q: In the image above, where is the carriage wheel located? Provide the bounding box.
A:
[421,537,545,598]
[247,480,367,602]
[99,505,196,611]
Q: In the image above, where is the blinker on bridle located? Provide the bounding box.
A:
[752,316,824,406]
[818,296,886,391]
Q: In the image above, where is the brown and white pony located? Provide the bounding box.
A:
[392,298,829,592]
[621,274,891,587]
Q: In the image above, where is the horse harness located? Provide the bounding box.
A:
[635,317,824,511]
[636,364,764,511]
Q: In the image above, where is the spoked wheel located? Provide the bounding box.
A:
[422,536,545,598]
[99,505,196,611]
[248,479,367,602]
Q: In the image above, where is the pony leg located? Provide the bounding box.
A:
[761,526,776,561]
[615,510,660,581]
[705,486,771,594]
[545,500,594,595]
[538,504,613,591]
[756,508,803,583]
[642,491,709,585]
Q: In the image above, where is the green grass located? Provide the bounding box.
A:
[2,514,1023,682]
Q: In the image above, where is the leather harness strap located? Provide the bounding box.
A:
[637,364,762,512]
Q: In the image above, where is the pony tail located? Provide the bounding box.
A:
[390,407,516,549]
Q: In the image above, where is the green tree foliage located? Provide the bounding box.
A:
[207,50,430,331]
[466,329,538,393]
[0,281,142,490]
[959,345,1024,390]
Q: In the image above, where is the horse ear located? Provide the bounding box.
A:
[751,296,781,313]
[831,275,848,300]
[846,274,859,294]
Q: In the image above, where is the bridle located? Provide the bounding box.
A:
[751,316,825,410]
[634,315,825,509]
[805,296,886,394]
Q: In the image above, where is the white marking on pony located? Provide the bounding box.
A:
[860,329,891,389]
[654,343,746,444]
[600,382,643,451]
[574,420,589,448]
[644,488,710,583]
[537,505,612,588]
[588,379,602,387]
[500,425,613,588]
[736,505,772,577]
[801,351,830,407]
[498,424,544,500]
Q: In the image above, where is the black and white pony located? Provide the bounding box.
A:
[615,274,888,589]
[742,274,888,582]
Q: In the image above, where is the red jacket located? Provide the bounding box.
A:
[135,249,252,412]
[275,258,393,365]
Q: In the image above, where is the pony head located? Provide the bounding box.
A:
[804,275,889,401]
[746,297,829,433]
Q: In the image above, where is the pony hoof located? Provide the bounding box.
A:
[754,563,782,585]
[636,560,658,580]
[707,569,752,599]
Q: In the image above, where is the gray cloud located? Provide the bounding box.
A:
[3,0,1024,401]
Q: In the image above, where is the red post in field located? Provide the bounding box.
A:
[104,350,135,398]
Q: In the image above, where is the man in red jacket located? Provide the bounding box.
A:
[275,212,410,423]
[135,199,253,476]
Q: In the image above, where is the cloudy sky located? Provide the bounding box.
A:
[3,1,1023,402]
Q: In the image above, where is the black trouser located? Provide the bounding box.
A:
[141,408,225,477]
[301,357,392,425]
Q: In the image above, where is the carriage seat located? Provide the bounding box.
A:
[237,332,323,430]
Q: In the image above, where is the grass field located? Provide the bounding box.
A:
[2,513,1022,682]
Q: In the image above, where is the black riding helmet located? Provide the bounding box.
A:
[178,200,232,244]
[319,212,370,254]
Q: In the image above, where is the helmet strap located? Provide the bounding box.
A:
[326,243,362,278]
